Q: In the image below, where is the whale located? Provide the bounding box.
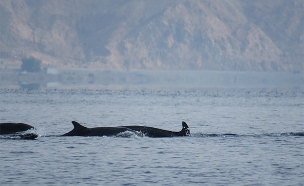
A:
[62,121,190,137]
[0,123,38,139]
[62,121,133,136]
[0,123,34,134]
[121,121,190,137]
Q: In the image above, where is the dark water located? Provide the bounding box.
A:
[1,88,304,185]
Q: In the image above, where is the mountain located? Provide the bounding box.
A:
[0,0,303,71]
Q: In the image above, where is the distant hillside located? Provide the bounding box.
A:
[0,0,303,71]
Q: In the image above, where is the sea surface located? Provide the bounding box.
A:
[1,88,304,185]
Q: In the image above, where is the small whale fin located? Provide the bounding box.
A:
[180,121,190,136]
[182,121,189,129]
[71,121,88,130]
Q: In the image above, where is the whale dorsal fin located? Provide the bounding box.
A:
[62,121,88,136]
[71,121,88,130]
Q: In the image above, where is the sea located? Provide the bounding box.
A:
[1,85,304,185]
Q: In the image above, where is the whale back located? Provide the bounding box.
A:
[62,121,190,137]
[121,121,190,137]
[0,123,34,135]
[62,121,132,136]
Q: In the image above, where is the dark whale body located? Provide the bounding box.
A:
[63,121,190,137]
[0,123,34,134]
[121,121,190,137]
[62,121,132,136]
[0,123,38,139]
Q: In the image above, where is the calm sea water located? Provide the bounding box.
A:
[1,88,303,185]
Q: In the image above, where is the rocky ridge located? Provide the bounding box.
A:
[0,0,303,71]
